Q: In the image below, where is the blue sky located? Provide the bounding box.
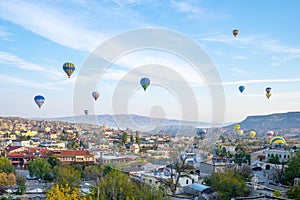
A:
[0,0,300,124]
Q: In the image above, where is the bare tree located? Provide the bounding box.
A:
[158,154,194,196]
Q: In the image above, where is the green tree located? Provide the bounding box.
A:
[84,165,104,184]
[136,131,141,146]
[283,151,300,185]
[269,154,280,164]
[0,157,15,174]
[122,132,128,145]
[287,184,300,200]
[204,169,249,200]
[130,133,134,143]
[53,165,81,189]
[28,158,51,180]
[46,155,60,169]
[96,169,167,200]
[16,174,26,194]
[273,189,281,197]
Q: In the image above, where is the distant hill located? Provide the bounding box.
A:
[44,114,210,135]
[42,111,300,135]
[225,111,300,135]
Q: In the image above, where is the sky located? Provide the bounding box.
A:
[0,0,300,125]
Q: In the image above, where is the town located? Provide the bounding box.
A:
[0,116,299,200]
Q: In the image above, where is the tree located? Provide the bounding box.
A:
[28,158,51,180]
[0,172,16,192]
[46,183,91,200]
[46,155,60,169]
[287,184,300,199]
[53,165,81,189]
[158,154,193,196]
[16,174,26,195]
[122,132,128,145]
[0,157,15,174]
[283,151,300,185]
[204,169,250,200]
[273,189,281,197]
[269,164,284,184]
[96,169,167,200]
[135,131,141,146]
[84,165,104,184]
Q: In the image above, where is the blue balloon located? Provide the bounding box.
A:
[239,85,245,93]
[34,95,45,109]
[140,77,150,91]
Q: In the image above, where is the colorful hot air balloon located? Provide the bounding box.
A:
[92,91,100,101]
[249,130,256,138]
[34,95,45,109]
[234,124,240,131]
[269,136,286,145]
[63,62,75,78]
[233,29,239,37]
[140,77,150,91]
[266,131,275,137]
[84,110,89,115]
[239,85,245,93]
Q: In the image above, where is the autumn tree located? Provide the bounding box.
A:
[28,157,51,180]
[0,172,16,192]
[0,157,15,174]
[46,183,91,200]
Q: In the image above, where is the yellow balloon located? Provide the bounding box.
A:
[234,124,240,131]
[266,93,272,99]
[249,131,256,138]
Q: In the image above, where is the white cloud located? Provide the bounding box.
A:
[0,1,106,51]
[231,67,245,75]
[222,78,300,86]
[0,74,61,90]
[0,51,63,78]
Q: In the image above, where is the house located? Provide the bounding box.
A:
[52,150,95,165]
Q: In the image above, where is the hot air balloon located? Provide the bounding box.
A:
[92,91,100,101]
[266,131,274,137]
[34,95,45,109]
[238,130,244,136]
[233,29,239,37]
[84,110,89,115]
[63,62,75,78]
[269,136,286,145]
[265,87,272,94]
[239,85,245,93]
[140,77,150,91]
[234,124,240,131]
[249,130,256,138]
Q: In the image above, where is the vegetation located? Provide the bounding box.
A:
[283,151,300,185]
[286,184,300,200]
[28,157,51,180]
[158,154,193,196]
[46,183,91,200]
[16,174,26,195]
[96,169,167,200]
[0,172,16,192]
[0,157,15,174]
[204,169,250,200]
[84,165,105,184]
[53,165,81,188]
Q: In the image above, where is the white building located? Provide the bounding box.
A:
[264,149,291,163]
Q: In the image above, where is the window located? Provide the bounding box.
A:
[186,179,189,184]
